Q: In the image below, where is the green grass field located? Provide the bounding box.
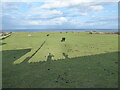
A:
[1,32,119,88]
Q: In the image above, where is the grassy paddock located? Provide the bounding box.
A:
[2,32,119,88]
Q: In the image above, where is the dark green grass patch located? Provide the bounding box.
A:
[2,49,118,88]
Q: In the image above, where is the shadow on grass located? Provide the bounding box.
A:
[2,49,119,88]
[47,53,54,61]
[2,49,31,63]
[62,53,69,59]
[0,43,6,46]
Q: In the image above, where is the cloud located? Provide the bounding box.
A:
[1,1,118,29]
[89,5,104,11]
[84,16,118,29]
[80,12,88,16]
[16,0,118,10]
[2,2,63,21]
[35,0,96,9]
[2,2,19,11]
[27,9,63,19]
[86,16,118,23]
[24,17,68,25]
[2,0,119,2]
